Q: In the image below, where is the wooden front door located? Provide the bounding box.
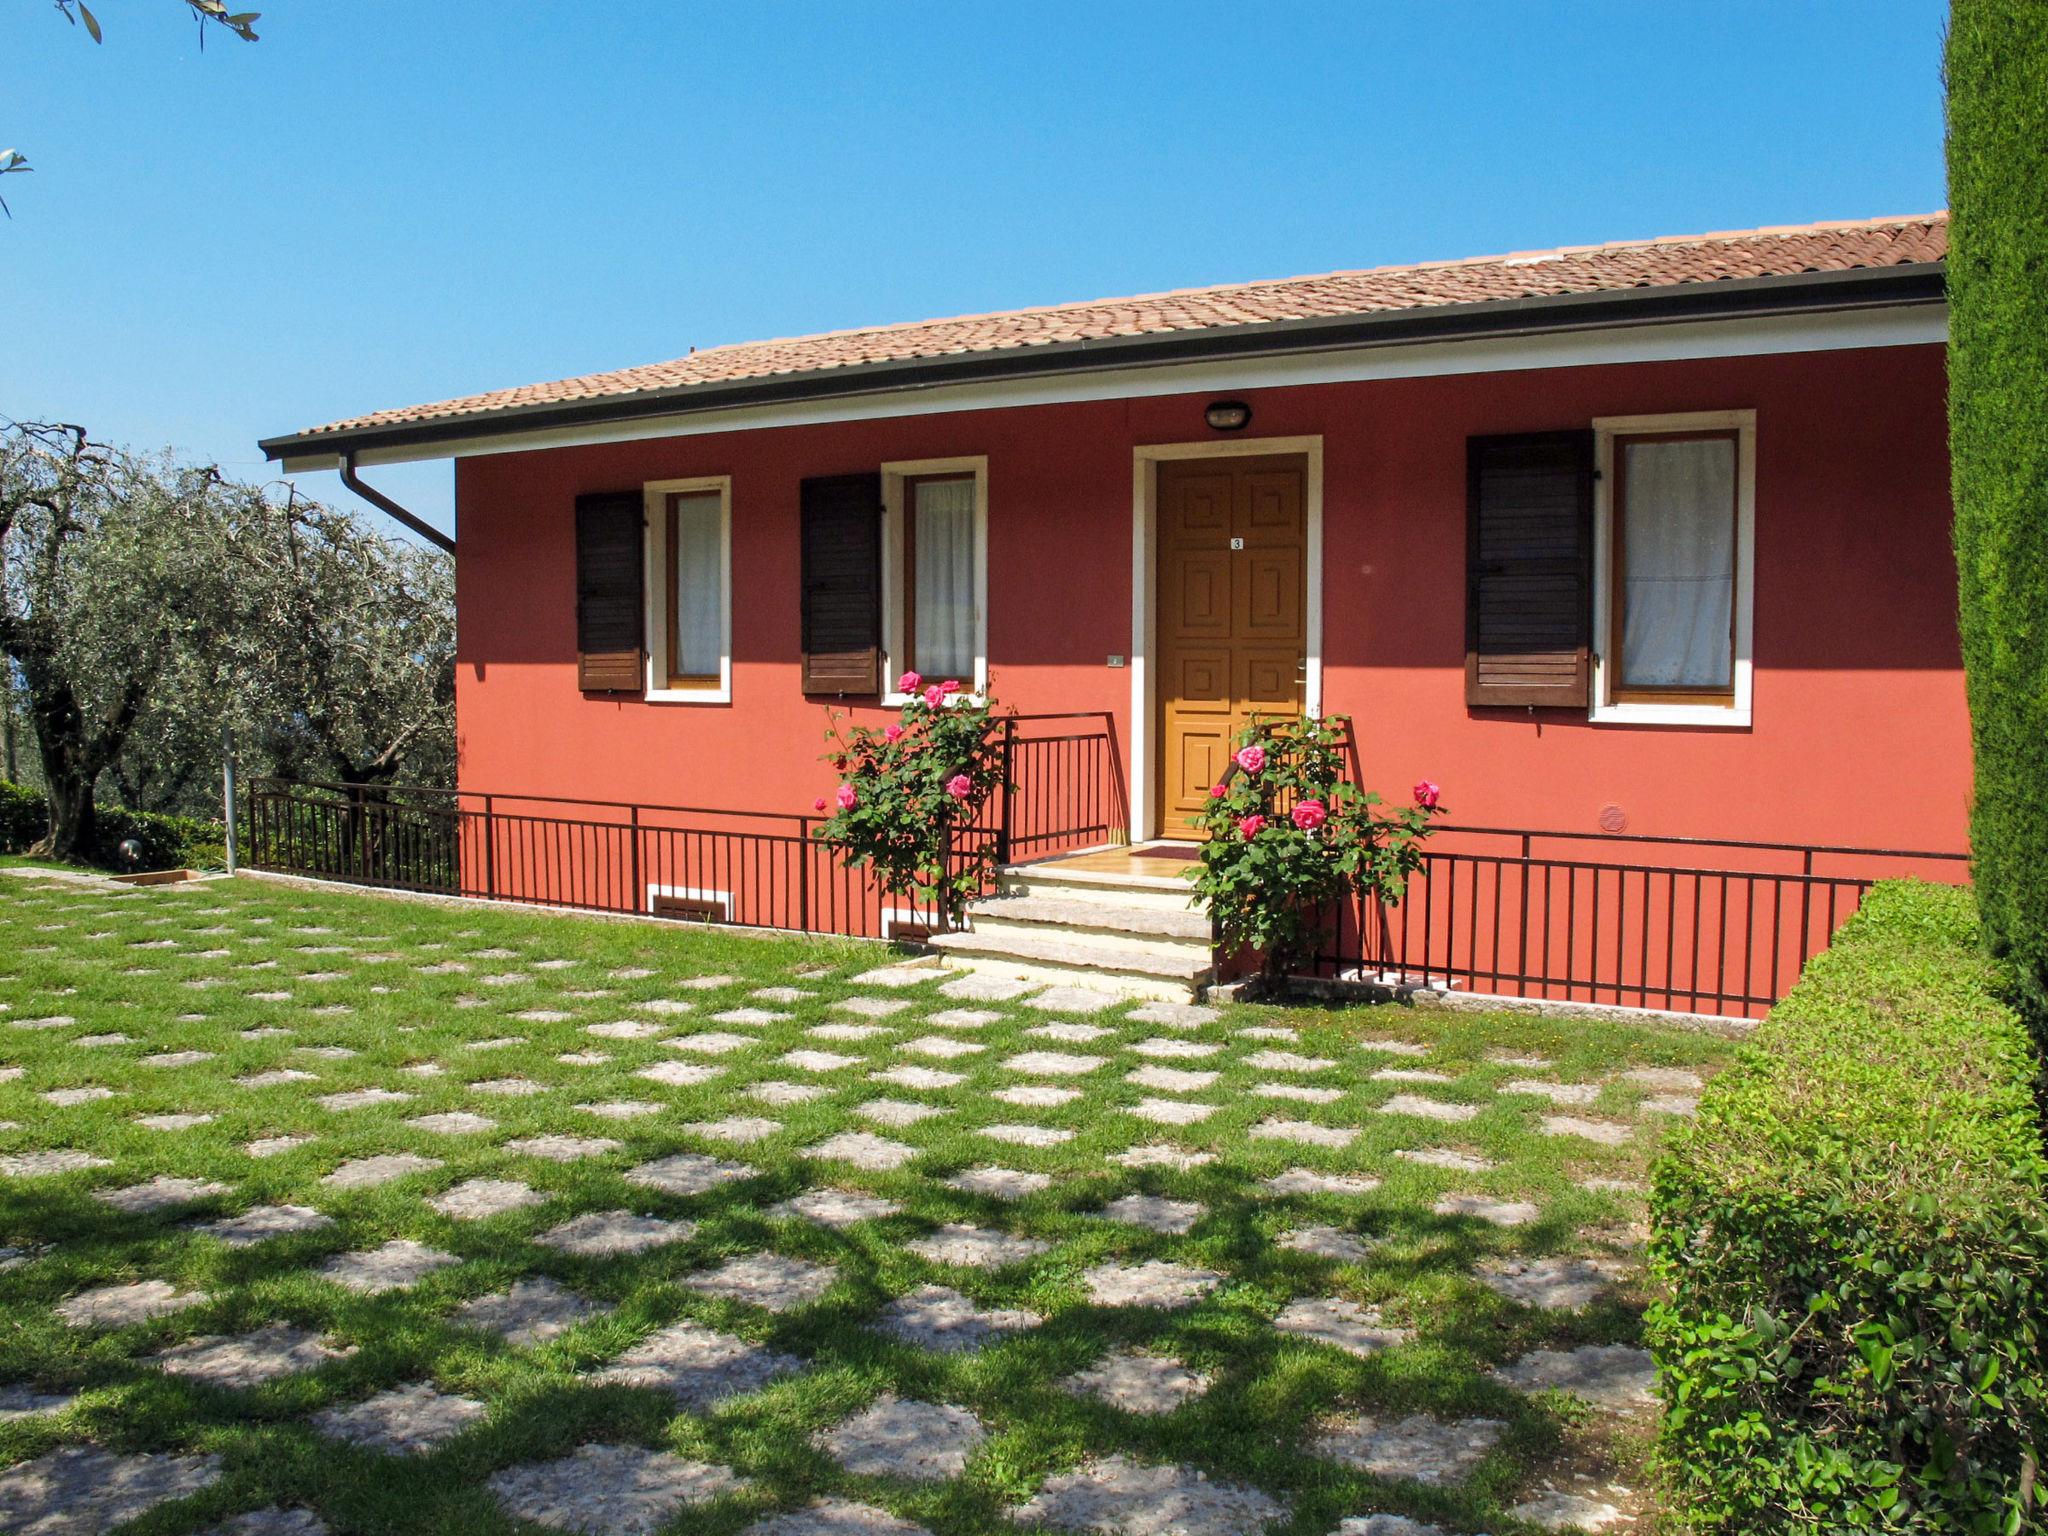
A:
[1155,454,1308,838]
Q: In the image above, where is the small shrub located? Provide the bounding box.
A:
[1648,881,2048,1534]
[1190,714,1442,984]
[813,672,1005,928]
[0,780,224,870]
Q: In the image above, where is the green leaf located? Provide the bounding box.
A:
[78,2,103,43]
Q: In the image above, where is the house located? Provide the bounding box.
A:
[259,213,1967,1015]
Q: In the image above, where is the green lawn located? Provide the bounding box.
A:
[0,867,1731,1536]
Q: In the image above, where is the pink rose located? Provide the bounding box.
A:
[1292,799,1327,831]
[923,685,944,708]
[1413,780,1441,809]
[884,723,904,743]
[836,783,859,810]
[944,773,972,801]
[1209,784,1226,799]
[1234,744,1267,775]
[940,678,963,695]
[814,796,827,812]
[1238,813,1266,839]
[897,670,922,694]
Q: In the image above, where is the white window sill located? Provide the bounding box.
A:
[881,691,986,710]
[1590,701,1750,729]
[645,685,730,705]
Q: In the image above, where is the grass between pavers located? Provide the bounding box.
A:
[0,870,1731,1535]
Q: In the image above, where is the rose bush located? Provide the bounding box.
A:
[1192,714,1444,987]
[812,672,1007,929]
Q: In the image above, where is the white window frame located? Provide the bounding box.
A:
[1590,410,1755,729]
[879,456,989,705]
[641,475,732,703]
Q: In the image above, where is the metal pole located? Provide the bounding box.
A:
[220,726,239,875]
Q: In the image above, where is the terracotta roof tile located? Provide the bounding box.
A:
[295,213,1945,439]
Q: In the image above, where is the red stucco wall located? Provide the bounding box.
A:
[453,342,1966,854]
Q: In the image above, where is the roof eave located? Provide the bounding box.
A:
[262,261,1945,467]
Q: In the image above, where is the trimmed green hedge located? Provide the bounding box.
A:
[1948,1,2048,1035]
[0,780,225,872]
[1648,882,2048,1533]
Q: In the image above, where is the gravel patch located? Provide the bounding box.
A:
[740,1499,929,1535]
[0,1149,112,1176]
[858,1098,949,1127]
[685,1115,786,1143]
[782,1050,860,1073]
[686,1252,838,1311]
[1061,1349,1209,1414]
[1378,1094,1479,1122]
[592,1318,804,1409]
[487,1443,744,1535]
[906,1223,1051,1269]
[56,1278,209,1328]
[874,1283,1040,1353]
[805,1131,919,1170]
[668,1031,759,1055]
[1540,1115,1632,1145]
[537,1210,694,1257]
[899,1035,984,1059]
[627,1151,755,1195]
[1274,1296,1413,1357]
[638,1060,725,1087]
[0,1445,222,1535]
[582,1099,662,1119]
[198,1203,335,1246]
[314,1382,487,1454]
[1125,1000,1219,1028]
[1510,1491,1630,1530]
[429,1178,546,1220]
[407,1111,498,1135]
[1479,1256,1626,1309]
[505,1134,620,1162]
[1098,1194,1206,1234]
[1082,1260,1220,1309]
[321,1238,458,1294]
[938,973,1033,1001]
[818,1394,986,1481]
[1127,1098,1218,1125]
[772,1188,903,1228]
[925,1008,1001,1029]
[943,1166,1051,1199]
[1248,1118,1357,1148]
[1243,1050,1335,1073]
[1023,986,1117,1014]
[750,1078,830,1103]
[830,997,912,1019]
[1433,1193,1540,1226]
[94,1175,231,1214]
[1395,1147,1496,1172]
[1263,1168,1381,1196]
[1014,1454,1284,1536]
[323,1153,443,1189]
[993,1084,1082,1107]
[156,1323,353,1387]
[1312,1412,1504,1484]
[979,1123,1073,1147]
[1126,1065,1219,1093]
[457,1276,607,1345]
[1277,1225,1379,1262]
[1503,1078,1601,1106]
[1004,1050,1106,1076]
[315,1087,412,1111]
[1128,1038,1221,1060]
[1493,1343,1657,1408]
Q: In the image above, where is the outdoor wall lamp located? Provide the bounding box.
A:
[1204,399,1252,432]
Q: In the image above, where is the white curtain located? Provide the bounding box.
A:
[671,492,723,678]
[913,478,976,682]
[1621,438,1736,688]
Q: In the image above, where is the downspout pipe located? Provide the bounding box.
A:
[338,451,455,554]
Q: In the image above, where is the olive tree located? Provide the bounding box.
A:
[0,424,243,857]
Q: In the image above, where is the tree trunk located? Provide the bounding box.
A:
[29,766,97,862]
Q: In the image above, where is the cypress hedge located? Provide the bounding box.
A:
[1648,882,2047,1533]
[1947,0,2048,1035]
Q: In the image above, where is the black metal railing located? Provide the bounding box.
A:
[242,711,1128,938]
[1306,826,1969,1018]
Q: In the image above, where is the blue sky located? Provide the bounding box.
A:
[6,1,1948,535]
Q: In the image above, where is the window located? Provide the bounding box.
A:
[642,476,731,701]
[881,457,987,699]
[1592,412,1754,726]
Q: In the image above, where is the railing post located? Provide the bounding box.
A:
[798,816,813,934]
[997,717,1015,867]
[221,735,239,876]
[483,795,497,898]
[629,805,641,915]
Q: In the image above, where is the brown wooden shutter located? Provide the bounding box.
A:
[1465,431,1595,708]
[575,490,644,692]
[800,473,883,695]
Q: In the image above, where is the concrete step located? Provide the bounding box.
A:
[968,892,1210,944]
[999,862,1201,913]
[929,926,1211,986]
[931,951,1196,1003]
